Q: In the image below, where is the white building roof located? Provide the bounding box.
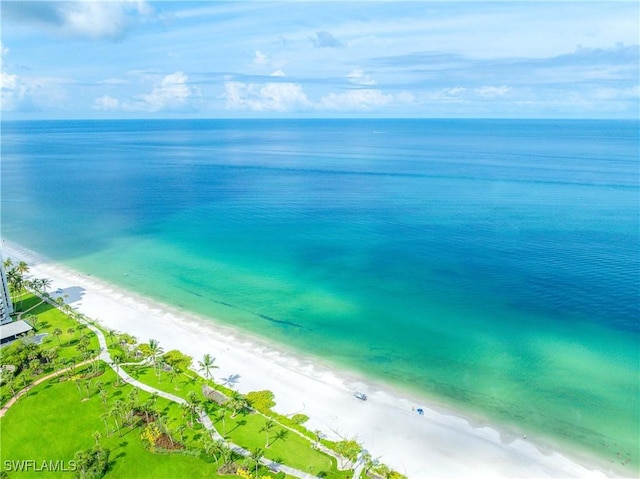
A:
[0,320,33,341]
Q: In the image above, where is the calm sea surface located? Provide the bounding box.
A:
[2,119,639,465]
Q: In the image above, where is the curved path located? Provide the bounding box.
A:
[19,292,334,479]
[0,358,93,418]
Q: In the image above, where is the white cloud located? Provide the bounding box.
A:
[223,81,311,112]
[270,70,286,77]
[475,85,511,98]
[93,95,120,111]
[0,72,32,111]
[311,31,344,48]
[131,71,201,112]
[3,1,153,41]
[253,50,268,66]
[427,86,511,102]
[319,89,411,111]
[347,70,376,86]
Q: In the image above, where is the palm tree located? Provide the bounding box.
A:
[175,424,187,444]
[260,419,275,448]
[198,353,218,381]
[100,413,110,436]
[215,404,229,436]
[218,440,233,464]
[112,355,122,386]
[99,389,109,408]
[21,374,31,397]
[250,448,264,479]
[5,379,17,400]
[110,401,124,437]
[42,348,57,366]
[272,428,289,447]
[107,329,117,347]
[53,328,63,345]
[148,339,164,376]
[39,277,52,294]
[313,429,324,447]
[228,392,249,418]
[74,449,91,478]
[24,314,38,330]
[186,391,200,427]
[16,260,29,277]
[169,367,180,390]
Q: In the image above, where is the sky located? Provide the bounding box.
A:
[1,1,638,119]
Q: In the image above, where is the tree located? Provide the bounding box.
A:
[175,424,187,444]
[53,328,63,346]
[93,431,102,446]
[147,339,164,376]
[112,355,123,386]
[99,389,109,408]
[39,277,52,294]
[110,401,124,437]
[335,439,362,470]
[250,448,264,479]
[100,413,110,436]
[74,446,109,479]
[5,379,17,400]
[25,314,38,330]
[107,329,117,347]
[162,349,192,374]
[42,348,57,366]
[260,419,275,448]
[273,428,289,447]
[198,353,218,381]
[169,367,180,390]
[16,260,29,277]
[215,403,230,436]
[218,440,233,464]
[29,358,42,376]
[186,391,200,427]
[228,392,249,418]
[314,429,324,447]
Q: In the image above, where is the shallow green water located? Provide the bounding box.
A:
[2,119,638,468]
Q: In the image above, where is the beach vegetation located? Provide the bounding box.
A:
[0,271,402,479]
[162,349,192,374]
[198,353,218,381]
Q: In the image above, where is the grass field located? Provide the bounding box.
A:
[1,366,228,479]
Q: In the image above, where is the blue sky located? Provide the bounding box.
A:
[1,1,638,119]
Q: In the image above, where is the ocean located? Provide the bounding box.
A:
[1,119,638,466]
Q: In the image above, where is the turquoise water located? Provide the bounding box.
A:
[2,119,639,467]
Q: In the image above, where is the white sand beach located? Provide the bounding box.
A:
[2,240,621,478]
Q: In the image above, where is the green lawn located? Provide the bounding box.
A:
[121,365,202,401]
[1,366,228,479]
[1,294,102,406]
[214,408,349,479]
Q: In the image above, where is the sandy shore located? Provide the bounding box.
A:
[1,240,621,478]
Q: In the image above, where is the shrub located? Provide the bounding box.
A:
[246,390,275,412]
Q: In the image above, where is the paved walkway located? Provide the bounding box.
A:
[7,289,353,478]
[41,294,335,479]
[0,359,93,418]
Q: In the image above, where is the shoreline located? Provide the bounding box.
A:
[1,239,625,478]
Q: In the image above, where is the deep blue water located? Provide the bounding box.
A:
[2,119,639,464]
